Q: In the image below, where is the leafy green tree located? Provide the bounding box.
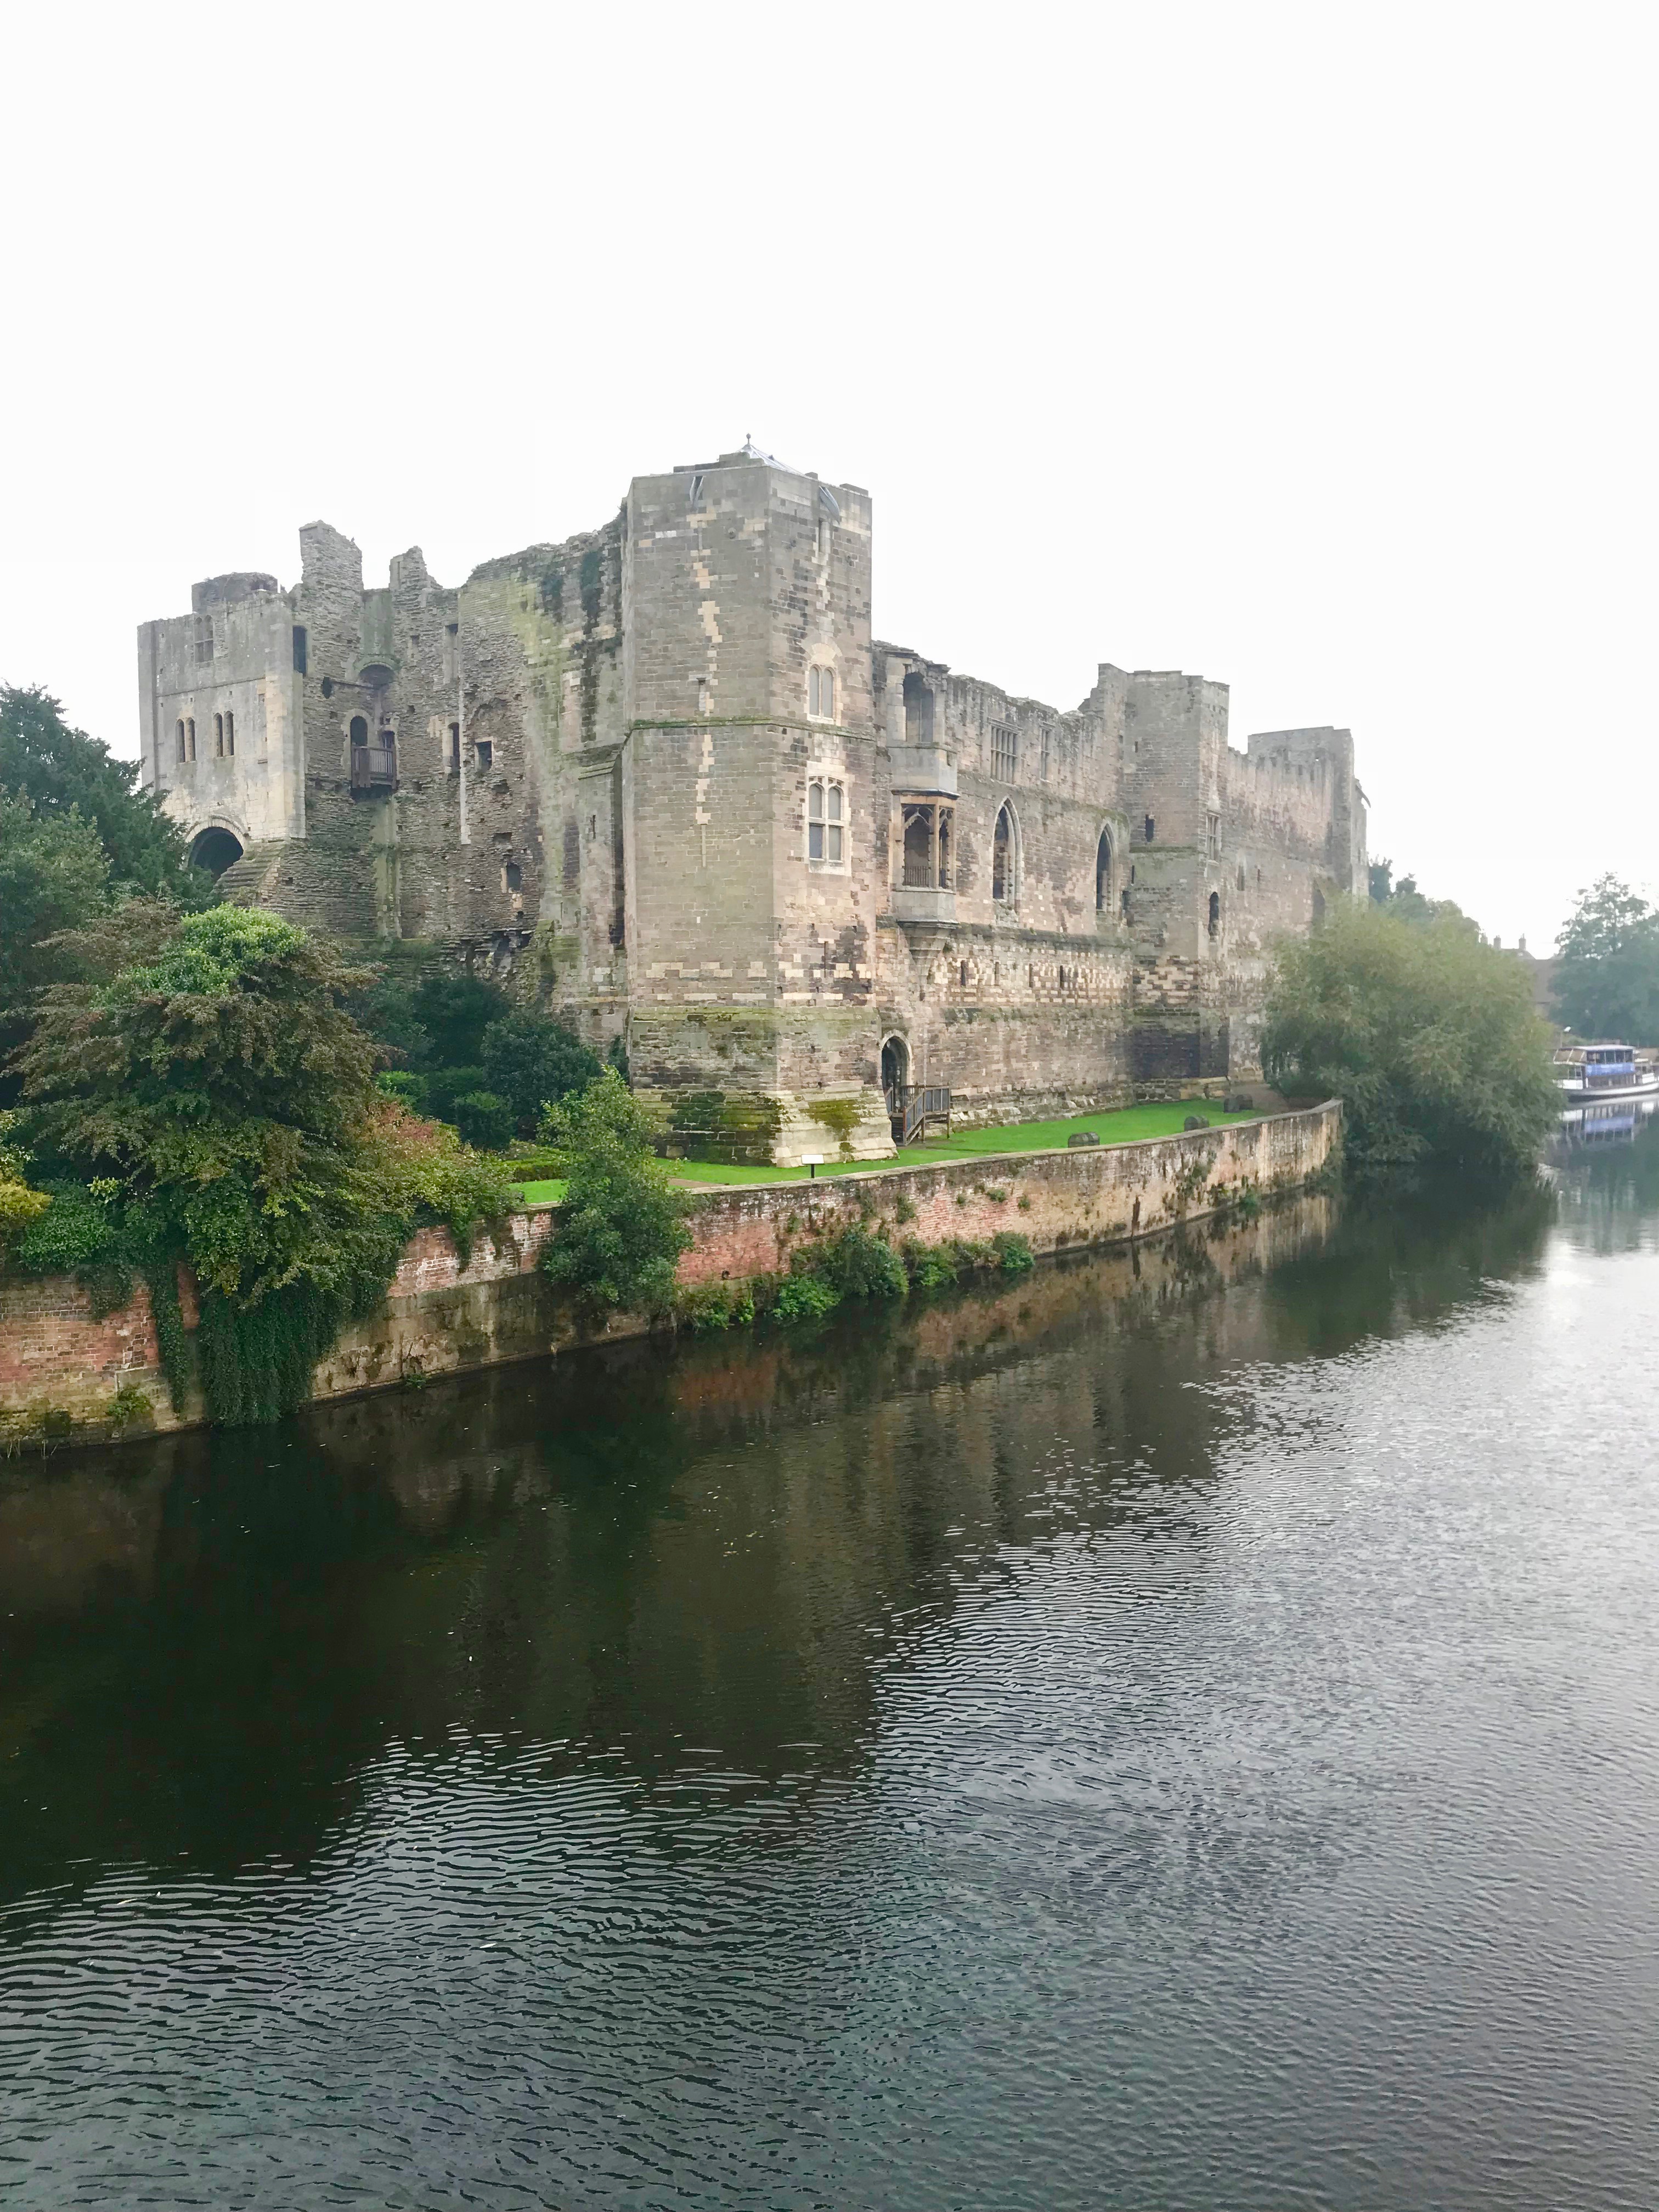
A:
[1368,856,1479,935]
[11,906,514,1421]
[411,970,510,1069]
[454,1090,515,1150]
[1,684,212,906]
[1552,875,1659,1043]
[354,966,510,1077]
[352,972,432,1071]
[0,793,112,1093]
[1262,901,1559,1180]
[539,1069,689,1317]
[480,1009,601,1131]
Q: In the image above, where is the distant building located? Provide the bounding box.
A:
[139,443,1368,1159]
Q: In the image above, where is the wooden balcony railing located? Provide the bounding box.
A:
[886,1084,951,1146]
[350,741,398,792]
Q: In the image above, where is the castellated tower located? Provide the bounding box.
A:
[622,451,881,1141]
[138,441,1366,1160]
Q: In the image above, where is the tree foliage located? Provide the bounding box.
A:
[0,1111,50,1256]
[10,906,516,1421]
[0,792,112,1090]
[1262,901,1559,1180]
[359,968,510,1074]
[1367,857,1480,935]
[454,1090,515,1151]
[1552,875,1659,1043]
[1,684,213,907]
[480,1008,601,1131]
[539,1069,689,1317]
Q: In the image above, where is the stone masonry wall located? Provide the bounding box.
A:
[140,446,1366,1137]
[1,1105,1337,1449]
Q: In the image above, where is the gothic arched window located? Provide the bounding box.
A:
[992,803,1017,905]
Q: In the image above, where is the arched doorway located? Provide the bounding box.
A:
[881,1033,910,1105]
[881,1034,911,1143]
[189,826,244,878]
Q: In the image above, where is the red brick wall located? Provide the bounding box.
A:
[1,1104,1338,1446]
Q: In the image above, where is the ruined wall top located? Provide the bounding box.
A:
[190,573,279,613]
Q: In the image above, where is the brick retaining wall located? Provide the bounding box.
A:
[0,1103,1338,1448]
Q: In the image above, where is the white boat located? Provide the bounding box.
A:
[1554,1043,1659,1104]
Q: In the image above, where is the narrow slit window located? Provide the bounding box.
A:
[185,718,196,761]
[176,719,186,763]
[1144,815,1155,843]
[214,713,224,757]
[224,709,234,755]
[808,780,825,860]
[1209,890,1220,937]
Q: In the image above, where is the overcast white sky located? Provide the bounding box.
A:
[4,2,1654,950]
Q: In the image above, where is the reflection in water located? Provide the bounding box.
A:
[2,1171,1657,2211]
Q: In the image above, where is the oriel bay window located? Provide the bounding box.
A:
[808,776,844,863]
[900,800,954,888]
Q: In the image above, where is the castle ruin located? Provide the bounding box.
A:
[138,442,1367,1161]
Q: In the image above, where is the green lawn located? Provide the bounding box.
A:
[509,1098,1259,1204]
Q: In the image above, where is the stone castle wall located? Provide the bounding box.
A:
[137,444,1367,1149]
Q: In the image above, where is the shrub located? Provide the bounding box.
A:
[355,1103,517,1263]
[905,1240,959,1291]
[376,1069,429,1112]
[678,1280,756,1333]
[1263,901,1559,1180]
[0,1114,50,1256]
[993,1230,1035,1274]
[539,1070,690,1317]
[454,1090,515,1150]
[480,1010,601,1132]
[8,1178,120,1274]
[817,1223,907,1301]
[772,1273,840,1322]
[410,970,509,1068]
[425,1066,487,1122]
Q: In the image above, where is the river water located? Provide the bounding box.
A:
[3,1138,1658,2210]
